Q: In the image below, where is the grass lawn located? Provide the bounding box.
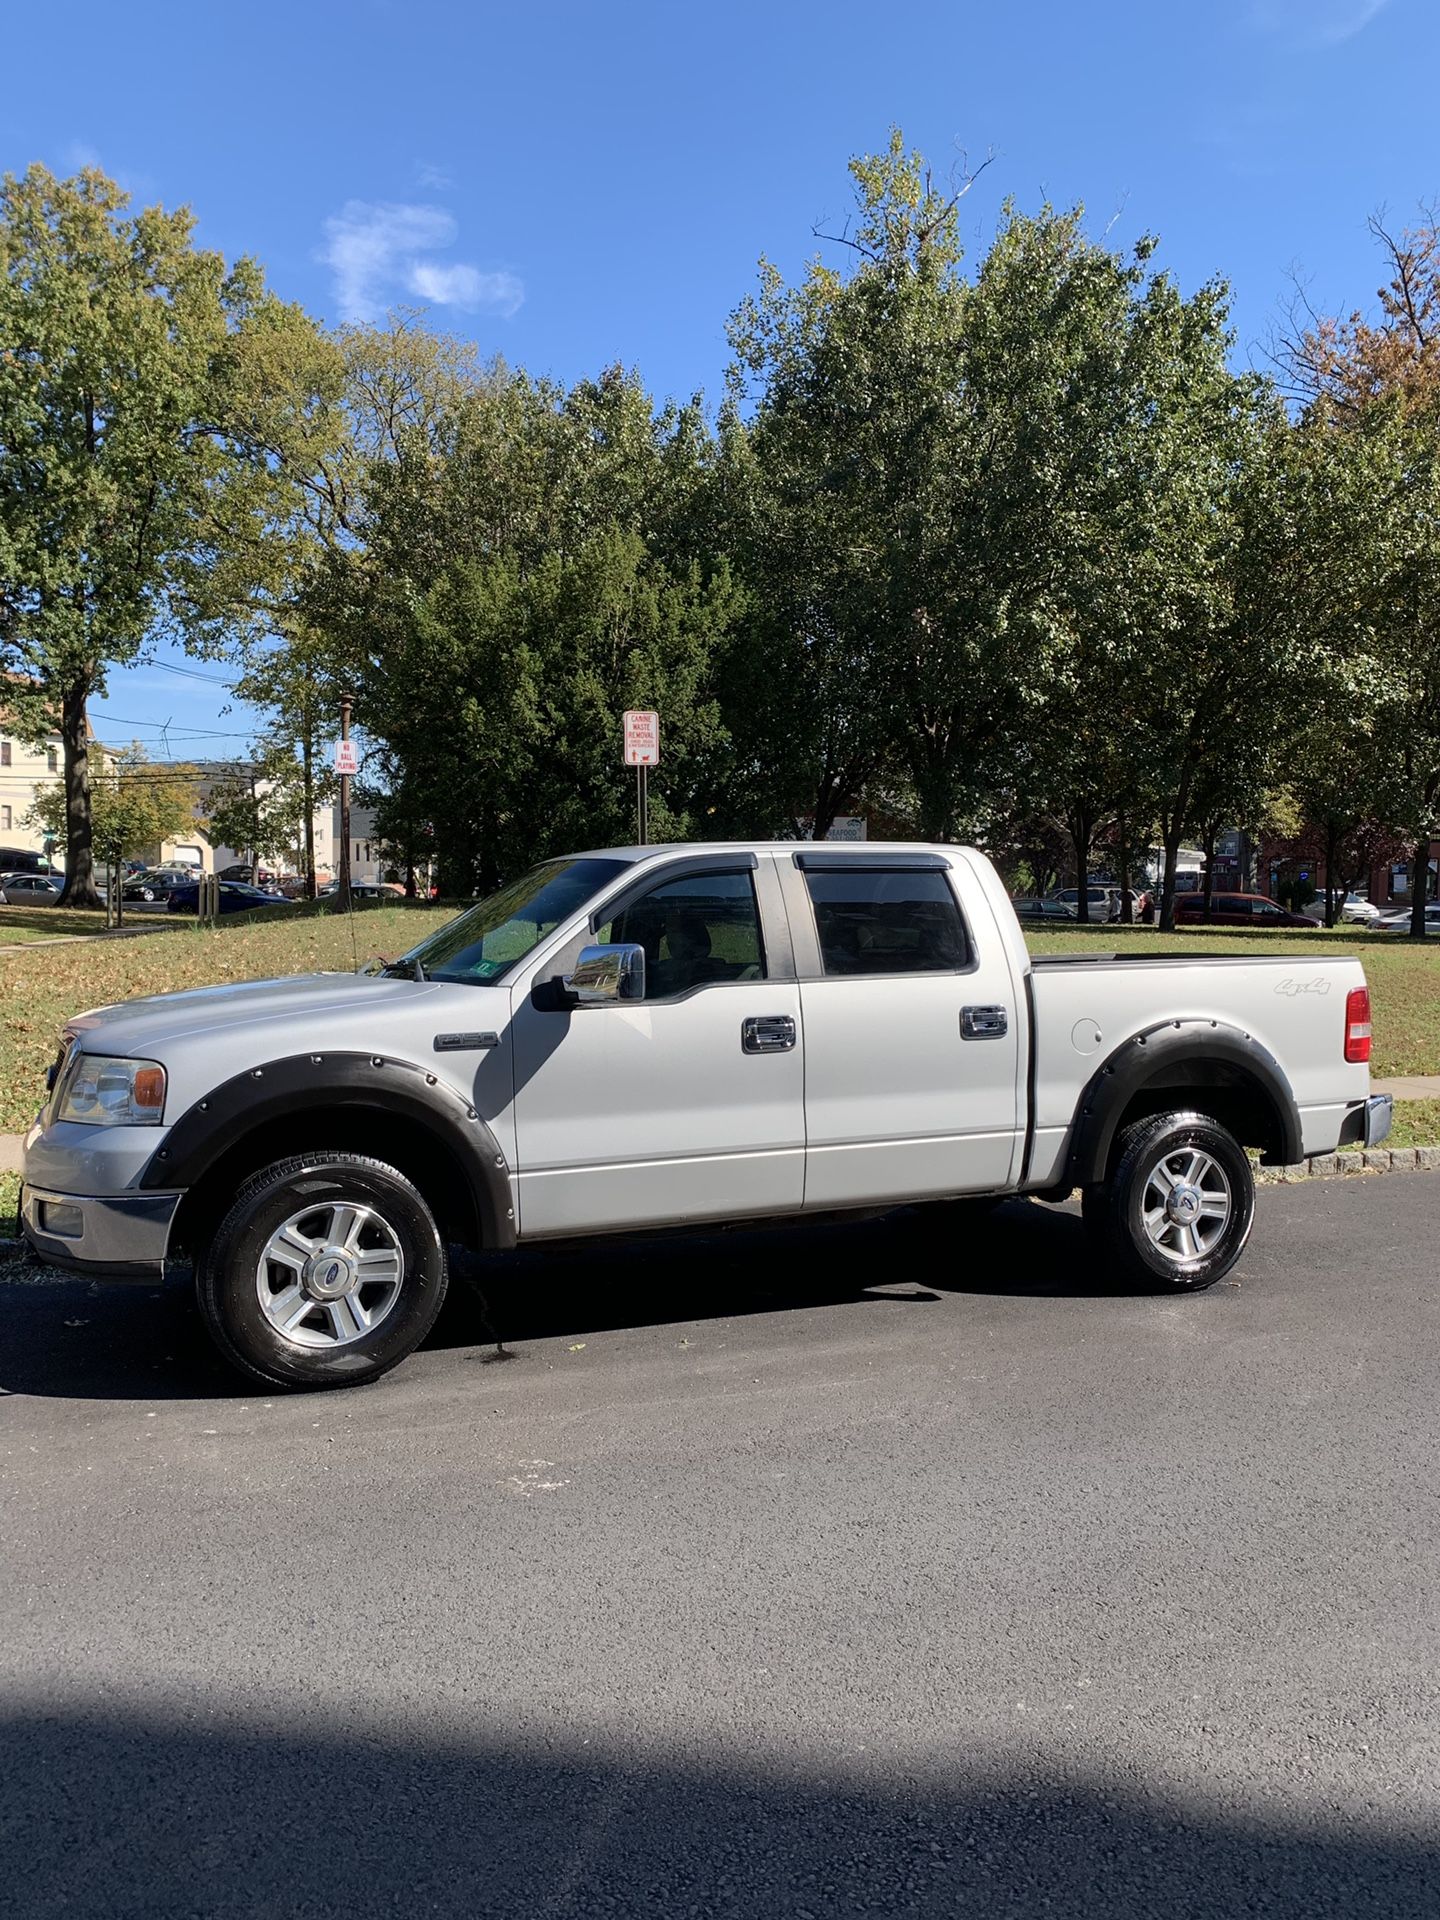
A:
[0,905,117,944]
[1024,924,1440,1080]
[0,900,454,1134]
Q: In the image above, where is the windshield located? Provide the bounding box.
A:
[388,857,629,985]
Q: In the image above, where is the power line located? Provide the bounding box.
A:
[142,660,238,687]
[91,717,260,739]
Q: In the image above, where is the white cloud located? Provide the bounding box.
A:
[415,162,454,191]
[319,199,523,324]
[406,259,524,316]
[1250,0,1390,45]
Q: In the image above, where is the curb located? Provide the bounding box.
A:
[1257,1146,1440,1183]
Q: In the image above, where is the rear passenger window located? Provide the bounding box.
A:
[804,868,969,975]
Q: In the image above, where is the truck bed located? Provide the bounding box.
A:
[1024,948,1370,1187]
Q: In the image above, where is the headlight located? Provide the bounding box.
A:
[54,1054,167,1127]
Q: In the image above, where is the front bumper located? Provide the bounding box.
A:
[1338,1094,1394,1151]
[20,1184,181,1282]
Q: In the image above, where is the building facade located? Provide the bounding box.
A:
[0,723,62,857]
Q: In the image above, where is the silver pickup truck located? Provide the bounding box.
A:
[20,842,1390,1388]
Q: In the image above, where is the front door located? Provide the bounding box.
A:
[786,854,1024,1207]
[510,860,805,1236]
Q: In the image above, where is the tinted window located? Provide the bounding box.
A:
[598,871,764,998]
[805,868,969,975]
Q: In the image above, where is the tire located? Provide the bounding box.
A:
[1081,1110,1254,1292]
[195,1153,449,1389]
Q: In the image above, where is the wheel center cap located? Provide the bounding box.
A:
[303,1245,357,1299]
[1167,1185,1201,1225]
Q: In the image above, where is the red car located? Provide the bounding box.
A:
[1173,891,1314,928]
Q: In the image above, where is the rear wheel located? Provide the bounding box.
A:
[195,1153,449,1389]
[1082,1110,1254,1291]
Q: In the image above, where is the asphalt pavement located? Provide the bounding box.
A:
[2,1178,1438,1918]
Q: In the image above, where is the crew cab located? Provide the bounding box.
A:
[20,843,1392,1389]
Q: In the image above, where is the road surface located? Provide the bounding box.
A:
[2,1177,1437,1917]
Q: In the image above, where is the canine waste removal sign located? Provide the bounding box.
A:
[622,710,659,767]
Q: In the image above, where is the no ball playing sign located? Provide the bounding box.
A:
[622,710,660,767]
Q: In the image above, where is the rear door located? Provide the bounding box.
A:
[781,852,1024,1208]
[509,854,805,1236]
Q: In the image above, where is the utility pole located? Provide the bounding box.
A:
[337,692,353,912]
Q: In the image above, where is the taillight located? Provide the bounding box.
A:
[1344,986,1372,1064]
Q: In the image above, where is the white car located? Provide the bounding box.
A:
[1302,892,1381,926]
[21,840,1390,1389]
[1377,902,1440,934]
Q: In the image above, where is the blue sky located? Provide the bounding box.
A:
[6,0,1434,759]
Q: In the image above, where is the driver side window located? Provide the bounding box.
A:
[597,870,765,999]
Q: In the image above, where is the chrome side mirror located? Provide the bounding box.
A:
[565,942,646,1005]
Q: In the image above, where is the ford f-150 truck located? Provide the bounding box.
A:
[20,843,1391,1388]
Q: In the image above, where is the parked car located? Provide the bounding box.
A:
[1376,902,1440,934]
[122,867,201,903]
[20,840,1389,1389]
[218,863,286,889]
[0,847,62,878]
[317,880,405,900]
[1301,892,1381,926]
[1,872,65,905]
[165,881,293,916]
[1173,892,1315,928]
[1010,895,1078,921]
[1047,885,1121,922]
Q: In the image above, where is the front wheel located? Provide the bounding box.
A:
[1082,1110,1254,1291]
[195,1154,449,1389]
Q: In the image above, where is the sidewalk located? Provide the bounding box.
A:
[4,1076,1437,1178]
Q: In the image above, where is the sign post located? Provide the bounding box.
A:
[333,698,358,910]
[622,710,659,845]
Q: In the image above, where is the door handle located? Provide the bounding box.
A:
[961,1004,1008,1040]
[742,1014,797,1054]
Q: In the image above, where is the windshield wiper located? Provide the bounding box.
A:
[380,955,427,982]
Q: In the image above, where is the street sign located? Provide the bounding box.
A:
[623,709,660,767]
[333,739,360,776]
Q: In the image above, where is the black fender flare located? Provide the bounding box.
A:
[139,1051,515,1249]
[1066,1019,1303,1186]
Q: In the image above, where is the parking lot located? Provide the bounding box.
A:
[2,1174,1437,1917]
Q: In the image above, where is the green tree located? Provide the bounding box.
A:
[0,164,337,906]
[1286,217,1440,936]
[374,527,737,891]
[723,133,989,838]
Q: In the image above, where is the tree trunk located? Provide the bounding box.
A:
[1325,821,1340,928]
[56,680,102,909]
[1411,834,1431,938]
[302,739,317,899]
[1071,807,1092,925]
[812,772,843,843]
[1201,826,1217,922]
[1117,814,1133,924]
[1158,829,1182,934]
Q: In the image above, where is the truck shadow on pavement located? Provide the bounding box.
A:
[0,1198,1123,1402]
[2,1702,1434,1920]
